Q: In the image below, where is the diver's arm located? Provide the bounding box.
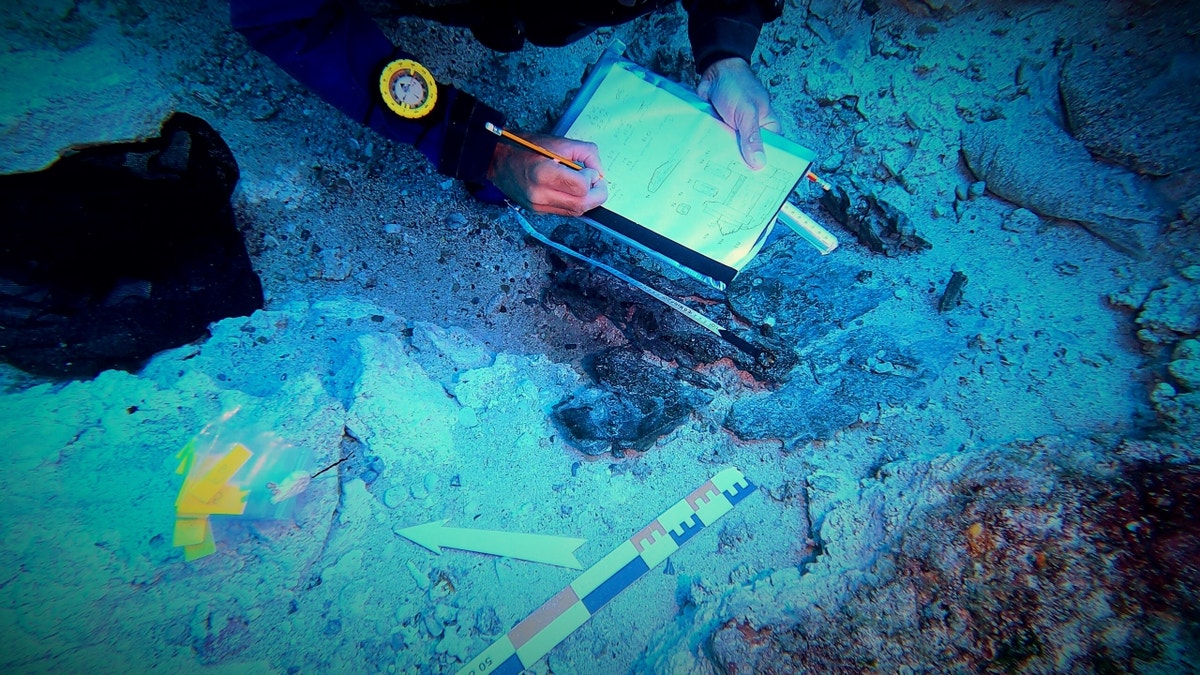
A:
[230,0,606,212]
[682,0,784,168]
[682,0,783,74]
[229,0,503,183]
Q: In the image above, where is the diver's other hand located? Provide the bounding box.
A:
[487,133,608,217]
[697,57,782,170]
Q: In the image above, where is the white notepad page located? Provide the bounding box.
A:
[564,64,811,271]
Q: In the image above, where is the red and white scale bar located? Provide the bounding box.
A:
[456,467,757,675]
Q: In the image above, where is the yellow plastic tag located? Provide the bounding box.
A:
[183,520,217,561]
[173,516,209,547]
[177,485,249,516]
[188,443,252,502]
[174,438,197,476]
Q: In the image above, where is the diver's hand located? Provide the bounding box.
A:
[487,133,608,217]
[697,57,782,170]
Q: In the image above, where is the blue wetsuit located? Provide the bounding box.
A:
[230,0,781,195]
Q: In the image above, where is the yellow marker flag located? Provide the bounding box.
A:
[183,519,217,561]
[174,438,197,476]
[173,517,209,547]
[187,443,252,502]
[177,485,249,516]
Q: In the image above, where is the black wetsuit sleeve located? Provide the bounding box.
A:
[229,0,505,184]
[682,0,784,74]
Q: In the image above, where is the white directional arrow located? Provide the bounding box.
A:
[395,520,586,570]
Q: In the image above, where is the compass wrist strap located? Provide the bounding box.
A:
[440,93,506,183]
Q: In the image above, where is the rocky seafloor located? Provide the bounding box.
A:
[1,0,1198,673]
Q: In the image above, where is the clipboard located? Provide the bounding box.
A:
[553,41,824,290]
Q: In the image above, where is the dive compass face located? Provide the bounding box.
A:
[380,59,437,119]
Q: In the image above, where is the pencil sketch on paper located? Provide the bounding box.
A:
[564,63,812,271]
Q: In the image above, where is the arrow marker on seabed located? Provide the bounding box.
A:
[396,520,587,570]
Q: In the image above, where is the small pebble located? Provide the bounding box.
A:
[384,223,403,234]
[1054,261,1080,276]
[424,612,444,638]
[819,153,844,172]
[1151,381,1176,401]
[383,487,406,509]
[395,602,416,623]
[435,604,457,623]
[1002,208,1040,233]
[250,100,278,121]
[476,606,502,635]
[406,560,431,590]
[1175,339,1200,361]
[410,481,429,500]
[458,407,479,427]
[1168,358,1200,391]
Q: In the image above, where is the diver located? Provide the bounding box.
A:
[230,0,784,217]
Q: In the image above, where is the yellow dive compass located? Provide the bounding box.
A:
[379,58,437,119]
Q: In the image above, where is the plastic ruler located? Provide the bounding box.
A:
[456,467,757,675]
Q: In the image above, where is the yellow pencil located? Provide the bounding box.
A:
[485,122,605,180]
[805,171,831,191]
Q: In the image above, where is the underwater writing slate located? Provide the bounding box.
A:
[563,62,814,271]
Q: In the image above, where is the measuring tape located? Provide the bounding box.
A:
[509,206,771,365]
[455,467,757,675]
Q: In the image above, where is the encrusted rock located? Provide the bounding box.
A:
[704,437,1200,673]
[724,329,956,444]
[1135,275,1200,346]
[552,348,715,455]
[819,184,931,256]
[1168,339,1200,391]
[726,238,889,347]
[937,270,968,313]
[408,321,493,386]
[961,115,1163,258]
[1059,1,1200,177]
